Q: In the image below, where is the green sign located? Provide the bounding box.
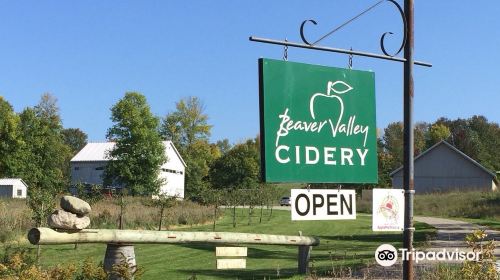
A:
[259,58,378,183]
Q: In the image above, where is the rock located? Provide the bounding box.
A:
[48,209,91,230]
[60,195,91,215]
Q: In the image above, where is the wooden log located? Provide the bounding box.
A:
[28,228,320,246]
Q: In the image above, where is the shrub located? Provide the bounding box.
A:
[0,247,142,280]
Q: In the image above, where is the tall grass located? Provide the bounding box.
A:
[0,199,33,243]
[357,190,499,221]
[0,196,218,243]
[413,190,499,219]
[90,196,219,229]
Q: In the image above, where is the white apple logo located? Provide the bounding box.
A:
[309,81,353,136]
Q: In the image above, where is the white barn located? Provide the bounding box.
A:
[0,178,28,199]
[70,141,186,198]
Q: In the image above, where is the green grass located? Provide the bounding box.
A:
[412,191,500,230]
[413,191,499,218]
[12,209,434,279]
[453,217,500,231]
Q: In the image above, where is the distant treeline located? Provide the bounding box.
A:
[376,116,500,187]
[1,93,498,199]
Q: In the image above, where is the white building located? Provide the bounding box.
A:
[70,141,186,198]
[0,178,28,199]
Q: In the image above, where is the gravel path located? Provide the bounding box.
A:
[414,216,500,258]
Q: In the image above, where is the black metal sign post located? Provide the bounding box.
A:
[249,0,429,279]
[402,0,415,279]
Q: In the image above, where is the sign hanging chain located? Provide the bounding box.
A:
[348,47,353,69]
[283,38,288,61]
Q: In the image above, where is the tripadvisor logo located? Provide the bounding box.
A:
[375,244,482,266]
[375,244,398,267]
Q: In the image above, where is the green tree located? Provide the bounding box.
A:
[376,138,395,188]
[215,139,231,155]
[0,97,23,177]
[62,128,88,155]
[414,122,429,155]
[181,140,220,200]
[18,93,67,260]
[466,115,500,171]
[18,94,71,193]
[160,96,211,147]
[202,189,224,231]
[209,138,260,189]
[383,122,404,168]
[383,122,427,169]
[436,117,481,161]
[160,97,217,199]
[145,193,177,231]
[428,123,451,145]
[103,92,167,195]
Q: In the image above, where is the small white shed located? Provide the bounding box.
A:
[70,141,186,198]
[0,178,28,199]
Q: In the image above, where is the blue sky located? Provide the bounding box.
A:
[1,1,499,144]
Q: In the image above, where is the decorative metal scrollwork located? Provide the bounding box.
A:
[299,0,407,57]
[300,20,317,46]
[380,0,406,56]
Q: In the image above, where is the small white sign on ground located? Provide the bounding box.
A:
[215,247,247,257]
[216,259,246,269]
[372,188,404,231]
[215,247,247,270]
[290,189,356,221]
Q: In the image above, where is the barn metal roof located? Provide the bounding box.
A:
[389,140,497,178]
[0,178,28,187]
[70,141,186,167]
[70,142,115,162]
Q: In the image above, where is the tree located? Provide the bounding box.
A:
[160,96,211,147]
[437,117,481,161]
[202,189,224,231]
[0,97,23,177]
[146,193,177,231]
[103,92,167,195]
[382,122,428,168]
[18,94,71,193]
[34,93,61,128]
[181,140,220,199]
[414,122,429,155]
[383,122,404,168]
[20,93,67,260]
[62,128,88,155]
[428,123,451,145]
[209,138,260,189]
[215,139,231,155]
[160,97,216,199]
[376,138,395,188]
[468,116,500,171]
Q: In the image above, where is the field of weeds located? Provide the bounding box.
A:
[0,196,219,243]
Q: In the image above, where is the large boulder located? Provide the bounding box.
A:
[48,209,91,230]
[60,195,91,216]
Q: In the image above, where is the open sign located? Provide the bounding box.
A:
[290,189,356,220]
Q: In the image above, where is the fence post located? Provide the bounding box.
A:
[298,245,311,274]
[103,243,137,280]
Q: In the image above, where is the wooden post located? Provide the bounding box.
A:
[298,245,311,274]
[104,243,137,280]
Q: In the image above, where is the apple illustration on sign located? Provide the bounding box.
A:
[309,80,353,137]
